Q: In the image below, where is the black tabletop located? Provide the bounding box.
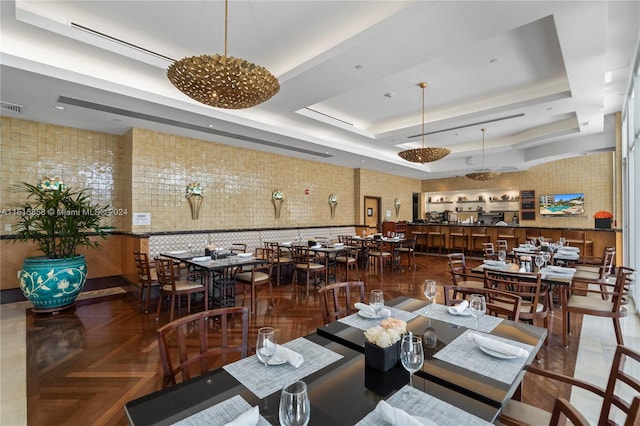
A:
[125,333,499,426]
[316,296,546,408]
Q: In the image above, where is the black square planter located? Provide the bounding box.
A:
[364,340,400,372]
[595,218,612,229]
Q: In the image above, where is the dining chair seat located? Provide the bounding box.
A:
[160,280,206,292]
[292,246,328,295]
[447,252,484,289]
[235,247,274,315]
[335,249,359,281]
[155,257,208,322]
[133,251,160,314]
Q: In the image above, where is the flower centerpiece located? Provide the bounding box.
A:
[12,177,113,311]
[394,198,401,217]
[363,318,407,372]
[271,189,284,219]
[593,210,613,229]
[185,182,204,220]
[328,193,338,218]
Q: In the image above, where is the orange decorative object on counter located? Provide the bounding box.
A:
[593,211,613,219]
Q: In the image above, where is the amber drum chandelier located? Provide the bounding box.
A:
[398,82,450,164]
[167,0,280,109]
[465,128,500,181]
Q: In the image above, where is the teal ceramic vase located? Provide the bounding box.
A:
[19,255,87,311]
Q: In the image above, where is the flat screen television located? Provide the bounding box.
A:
[539,193,585,216]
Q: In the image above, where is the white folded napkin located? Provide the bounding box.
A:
[236,253,253,258]
[354,303,391,318]
[483,260,504,266]
[468,332,530,357]
[224,405,259,426]
[168,250,187,254]
[266,342,304,368]
[559,246,580,252]
[448,300,469,315]
[191,256,210,261]
[374,400,437,426]
[546,265,576,274]
[311,244,322,249]
[280,242,292,247]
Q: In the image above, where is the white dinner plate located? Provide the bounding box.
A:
[448,306,472,316]
[268,357,287,366]
[478,344,518,359]
[236,253,253,258]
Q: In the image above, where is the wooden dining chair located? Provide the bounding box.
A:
[470,226,489,255]
[155,257,208,322]
[156,307,249,387]
[484,269,549,344]
[133,251,160,313]
[234,247,275,315]
[562,265,634,348]
[367,239,392,274]
[447,252,484,289]
[265,242,294,286]
[500,344,640,426]
[496,227,518,249]
[482,242,497,260]
[573,246,615,300]
[317,281,365,324]
[426,225,446,255]
[397,235,417,269]
[229,243,247,254]
[443,285,522,321]
[335,247,359,281]
[448,226,468,255]
[291,246,327,295]
[548,398,590,426]
[560,229,593,257]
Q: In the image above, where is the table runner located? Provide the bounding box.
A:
[172,395,272,426]
[338,306,417,331]
[223,337,343,399]
[355,385,492,426]
[433,329,534,384]
[412,303,503,333]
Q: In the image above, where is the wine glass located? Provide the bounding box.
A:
[530,237,537,247]
[400,334,424,399]
[558,237,566,247]
[279,381,310,426]
[469,294,486,332]
[423,280,437,312]
[256,327,276,377]
[498,250,507,263]
[369,290,384,318]
[542,251,551,269]
[535,254,544,272]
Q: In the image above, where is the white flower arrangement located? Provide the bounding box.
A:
[272,189,284,201]
[394,198,401,207]
[328,193,338,203]
[364,318,407,348]
[38,177,67,192]
[186,182,203,197]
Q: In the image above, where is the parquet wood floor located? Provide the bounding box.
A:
[25,253,582,425]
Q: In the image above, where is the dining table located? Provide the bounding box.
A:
[317,296,547,409]
[125,333,501,426]
[161,251,268,308]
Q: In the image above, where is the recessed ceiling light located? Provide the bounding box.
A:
[604,71,612,83]
[355,65,363,70]
[53,105,65,110]
[208,124,215,128]
[384,92,396,98]
[489,58,498,64]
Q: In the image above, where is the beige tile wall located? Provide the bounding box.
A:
[355,168,422,223]
[0,117,127,234]
[422,152,617,228]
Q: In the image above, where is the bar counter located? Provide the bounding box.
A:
[407,223,619,258]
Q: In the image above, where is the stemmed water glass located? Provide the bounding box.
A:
[423,280,437,312]
[542,251,551,269]
[535,254,544,272]
[469,294,486,332]
[279,380,311,426]
[369,290,385,318]
[256,327,276,378]
[400,334,424,399]
[498,250,507,263]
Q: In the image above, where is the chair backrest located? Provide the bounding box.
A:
[483,242,496,259]
[155,257,177,290]
[496,239,509,252]
[624,397,640,426]
[230,243,247,253]
[449,226,465,235]
[291,246,318,264]
[600,247,616,277]
[443,285,522,321]
[561,230,585,243]
[497,227,516,237]
[134,251,153,285]
[473,226,488,236]
[447,253,468,274]
[156,307,249,387]
[549,398,590,426]
[610,266,635,313]
[483,269,545,318]
[599,344,640,425]
[318,281,365,324]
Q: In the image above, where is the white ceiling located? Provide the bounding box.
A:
[1,0,639,180]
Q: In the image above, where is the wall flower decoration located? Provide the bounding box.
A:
[186,182,203,198]
[272,189,284,201]
[328,193,338,218]
[272,189,284,219]
[328,193,338,203]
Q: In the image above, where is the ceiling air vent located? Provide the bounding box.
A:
[1,101,24,114]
